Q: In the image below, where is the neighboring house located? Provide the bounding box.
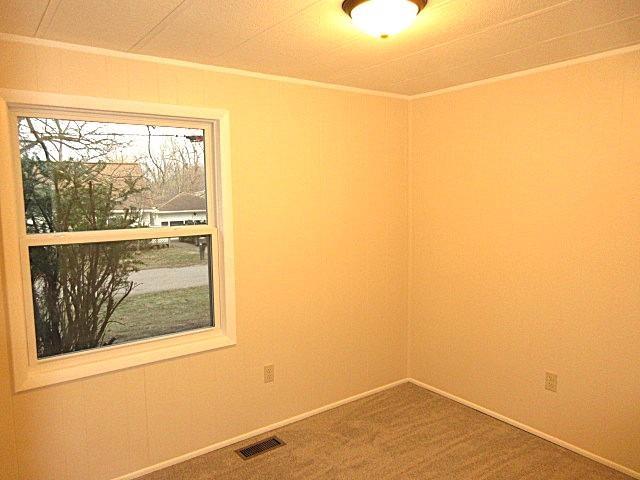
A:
[32,160,206,242]
[104,163,206,228]
[141,192,207,247]
[149,192,207,227]
[102,162,154,219]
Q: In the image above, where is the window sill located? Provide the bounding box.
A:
[14,327,236,391]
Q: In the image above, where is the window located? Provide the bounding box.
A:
[0,92,236,391]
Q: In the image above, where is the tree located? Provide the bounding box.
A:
[20,117,146,357]
[141,126,205,204]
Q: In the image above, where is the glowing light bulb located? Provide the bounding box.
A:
[349,0,421,38]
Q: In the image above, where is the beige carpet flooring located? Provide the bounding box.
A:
[141,383,632,480]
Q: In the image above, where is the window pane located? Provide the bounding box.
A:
[29,235,214,359]
[18,116,208,234]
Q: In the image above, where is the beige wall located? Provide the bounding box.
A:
[1,36,639,480]
[409,50,640,472]
[0,39,409,480]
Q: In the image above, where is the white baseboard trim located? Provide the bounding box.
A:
[113,378,410,480]
[113,377,638,480]
[408,378,640,479]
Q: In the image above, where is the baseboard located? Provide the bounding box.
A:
[408,378,640,479]
[113,378,410,480]
[113,377,638,480]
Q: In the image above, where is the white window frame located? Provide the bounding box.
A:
[0,89,236,392]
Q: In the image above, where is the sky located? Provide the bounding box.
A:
[18,116,206,170]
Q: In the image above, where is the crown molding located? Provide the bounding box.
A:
[0,33,410,100]
[409,42,640,99]
[1,33,638,101]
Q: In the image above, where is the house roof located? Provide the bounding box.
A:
[31,160,155,210]
[158,192,207,212]
[98,162,143,181]
[94,162,154,209]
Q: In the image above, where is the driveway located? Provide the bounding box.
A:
[128,264,209,296]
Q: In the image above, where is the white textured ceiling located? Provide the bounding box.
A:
[1,0,639,95]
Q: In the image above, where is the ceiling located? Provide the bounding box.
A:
[1,0,639,96]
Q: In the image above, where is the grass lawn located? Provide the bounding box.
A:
[134,241,207,270]
[106,285,212,344]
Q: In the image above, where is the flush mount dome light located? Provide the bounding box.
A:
[342,0,427,38]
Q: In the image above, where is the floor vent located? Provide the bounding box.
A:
[236,436,285,460]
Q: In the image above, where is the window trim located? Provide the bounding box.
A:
[0,89,236,391]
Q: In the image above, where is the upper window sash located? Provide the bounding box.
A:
[11,108,218,243]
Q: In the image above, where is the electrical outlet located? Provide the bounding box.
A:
[545,372,558,392]
[264,364,275,383]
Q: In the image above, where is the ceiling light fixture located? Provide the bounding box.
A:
[342,0,427,39]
